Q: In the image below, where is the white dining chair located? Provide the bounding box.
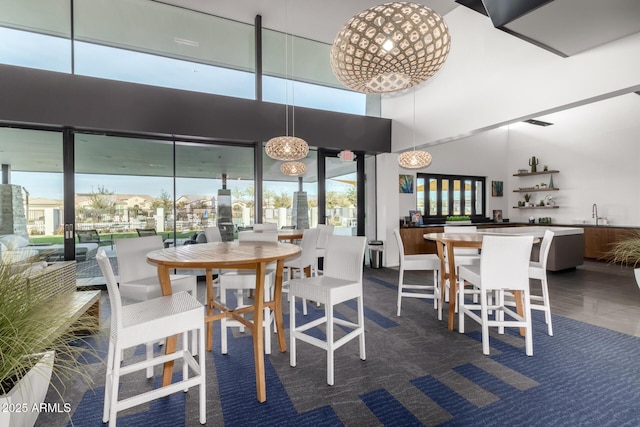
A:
[443,225,481,298]
[253,223,278,231]
[314,224,335,276]
[458,235,534,356]
[217,230,278,354]
[289,235,367,385]
[283,227,320,315]
[203,226,222,242]
[96,250,206,426]
[114,236,199,361]
[393,229,441,318]
[508,230,555,336]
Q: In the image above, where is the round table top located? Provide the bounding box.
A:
[147,241,301,269]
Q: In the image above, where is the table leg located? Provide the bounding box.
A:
[206,268,214,351]
[253,261,267,402]
[446,243,458,331]
[513,290,526,336]
[274,259,287,352]
[157,265,177,387]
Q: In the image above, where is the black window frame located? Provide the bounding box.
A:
[417,173,486,221]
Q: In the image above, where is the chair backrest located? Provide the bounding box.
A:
[77,229,100,243]
[115,236,163,282]
[136,228,157,237]
[204,226,222,243]
[96,249,122,338]
[296,227,320,268]
[253,223,277,231]
[444,225,477,234]
[444,225,478,255]
[238,230,278,243]
[316,224,335,250]
[324,235,367,284]
[539,230,555,268]
[480,235,533,291]
[393,229,406,261]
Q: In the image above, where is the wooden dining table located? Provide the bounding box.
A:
[423,232,539,333]
[146,241,301,403]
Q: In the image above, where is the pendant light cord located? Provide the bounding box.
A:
[412,87,416,151]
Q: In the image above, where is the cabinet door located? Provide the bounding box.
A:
[583,227,609,259]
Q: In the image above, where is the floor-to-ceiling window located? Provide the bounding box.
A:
[175,141,255,236]
[262,149,318,228]
[324,154,358,235]
[0,127,65,261]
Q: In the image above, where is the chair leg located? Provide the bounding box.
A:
[357,295,366,361]
[541,276,553,336]
[397,267,404,316]
[264,307,272,355]
[480,291,490,355]
[289,294,297,368]
[198,325,206,424]
[524,290,534,356]
[108,343,122,426]
[146,342,154,378]
[326,302,335,386]
[183,331,189,392]
[103,340,115,423]
[458,285,465,334]
[497,290,505,335]
[237,289,245,333]
[220,288,229,355]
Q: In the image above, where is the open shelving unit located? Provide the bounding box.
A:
[513,170,559,209]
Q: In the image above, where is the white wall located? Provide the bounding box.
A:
[377,93,640,268]
[375,5,640,268]
[383,6,640,152]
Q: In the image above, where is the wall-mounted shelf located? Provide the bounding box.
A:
[513,170,559,177]
[513,188,559,192]
[512,206,560,209]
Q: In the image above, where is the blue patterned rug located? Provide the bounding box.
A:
[37,271,640,426]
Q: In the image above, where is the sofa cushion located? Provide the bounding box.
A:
[0,234,30,250]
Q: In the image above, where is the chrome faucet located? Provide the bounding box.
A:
[592,203,599,226]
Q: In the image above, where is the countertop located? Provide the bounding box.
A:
[479,225,583,237]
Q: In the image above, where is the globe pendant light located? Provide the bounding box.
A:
[280,161,306,176]
[330,2,451,94]
[266,0,309,161]
[398,87,432,169]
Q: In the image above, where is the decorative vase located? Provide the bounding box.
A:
[549,174,554,189]
[529,156,538,173]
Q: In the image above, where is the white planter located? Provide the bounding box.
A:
[635,268,640,290]
[0,350,55,427]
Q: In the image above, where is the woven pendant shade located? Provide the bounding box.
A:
[266,136,309,161]
[280,161,306,176]
[330,2,450,93]
[398,150,432,169]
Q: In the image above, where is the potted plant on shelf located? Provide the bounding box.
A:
[0,258,100,427]
[523,193,532,206]
[606,230,640,289]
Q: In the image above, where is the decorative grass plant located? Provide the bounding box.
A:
[0,258,101,399]
[606,230,640,268]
